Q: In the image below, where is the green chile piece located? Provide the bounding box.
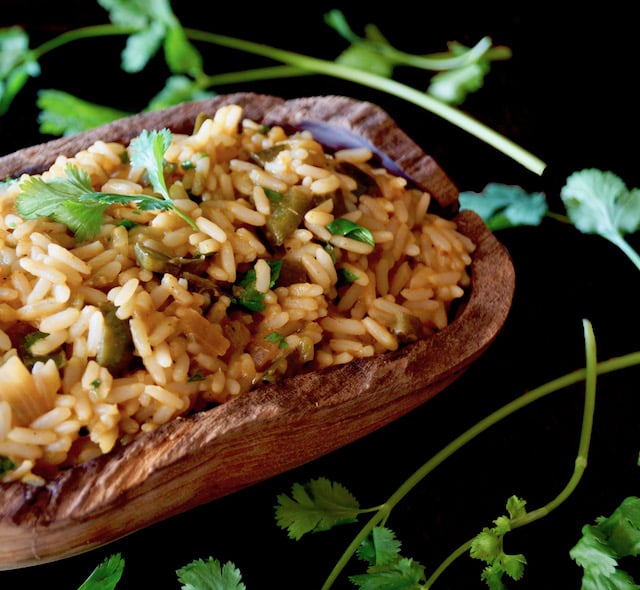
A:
[97,302,134,375]
[133,242,208,276]
[265,186,314,247]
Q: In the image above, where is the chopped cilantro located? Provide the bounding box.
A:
[231,259,283,312]
[0,456,15,476]
[327,218,375,247]
[337,266,358,285]
[187,370,204,382]
[77,552,124,590]
[116,218,137,230]
[265,331,288,349]
[23,330,49,350]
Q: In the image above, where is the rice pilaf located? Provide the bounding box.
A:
[0,104,475,486]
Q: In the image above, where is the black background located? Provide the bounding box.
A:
[1,2,639,589]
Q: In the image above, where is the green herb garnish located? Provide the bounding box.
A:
[176,557,246,590]
[231,259,283,312]
[15,129,197,241]
[265,331,288,349]
[263,187,282,202]
[570,496,640,589]
[0,456,16,476]
[337,266,359,285]
[77,552,124,590]
[327,218,375,247]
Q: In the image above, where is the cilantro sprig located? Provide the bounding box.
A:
[0,3,546,175]
[570,496,640,589]
[461,169,640,274]
[560,168,640,271]
[14,128,197,241]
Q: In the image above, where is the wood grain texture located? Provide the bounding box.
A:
[0,94,515,570]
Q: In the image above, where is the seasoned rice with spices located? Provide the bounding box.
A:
[0,104,475,486]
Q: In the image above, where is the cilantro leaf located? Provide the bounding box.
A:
[326,10,396,77]
[265,331,288,349]
[176,557,246,590]
[561,168,640,237]
[37,89,131,135]
[128,128,198,229]
[459,183,548,231]
[274,477,361,540]
[16,161,97,216]
[164,23,204,78]
[356,526,403,567]
[327,218,375,247]
[349,557,426,590]
[0,26,40,115]
[0,456,15,476]
[98,0,171,73]
[129,128,172,199]
[560,169,640,271]
[470,496,528,588]
[121,20,166,73]
[77,553,125,590]
[16,164,110,241]
[50,199,111,243]
[325,9,510,105]
[97,0,159,28]
[99,0,204,77]
[146,75,215,111]
[428,60,489,106]
[570,496,640,590]
[231,259,282,312]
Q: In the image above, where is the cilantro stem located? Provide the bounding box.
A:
[352,35,503,72]
[607,234,640,273]
[30,24,134,60]
[201,65,311,87]
[512,319,597,526]
[425,320,598,588]
[322,338,640,589]
[185,28,547,176]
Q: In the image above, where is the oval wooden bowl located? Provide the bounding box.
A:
[0,93,515,570]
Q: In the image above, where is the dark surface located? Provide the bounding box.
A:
[1,3,639,588]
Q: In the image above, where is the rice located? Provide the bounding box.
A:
[0,103,476,485]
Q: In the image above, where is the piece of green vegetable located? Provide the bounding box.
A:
[264,186,314,247]
[133,242,208,275]
[96,302,134,375]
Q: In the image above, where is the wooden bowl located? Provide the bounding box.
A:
[0,93,515,570]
